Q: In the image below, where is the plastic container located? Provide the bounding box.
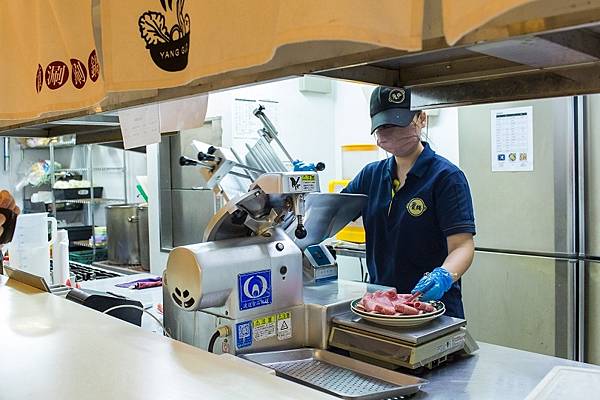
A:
[8,213,57,282]
[328,179,365,243]
[341,144,379,180]
[53,187,103,200]
[69,248,108,264]
[52,230,70,285]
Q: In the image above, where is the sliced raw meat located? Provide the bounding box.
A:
[360,293,377,312]
[358,290,431,316]
[391,301,419,315]
[361,292,395,314]
[372,294,396,315]
[413,301,436,313]
[381,288,398,300]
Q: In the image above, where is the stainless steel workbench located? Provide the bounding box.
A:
[414,342,599,399]
[76,275,600,398]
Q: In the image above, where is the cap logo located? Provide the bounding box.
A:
[388,89,405,104]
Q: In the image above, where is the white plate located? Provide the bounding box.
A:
[351,299,444,318]
[357,311,444,327]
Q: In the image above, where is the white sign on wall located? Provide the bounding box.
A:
[233,98,279,139]
[491,106,533,172]
[159,95,208,132]
[119,104,160,149]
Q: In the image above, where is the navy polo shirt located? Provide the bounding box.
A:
[343,143,476,318]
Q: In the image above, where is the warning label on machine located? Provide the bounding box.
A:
[277,311,292,341]
[252,315,276,342]
[287,174,317,192]
[300,175,317,191]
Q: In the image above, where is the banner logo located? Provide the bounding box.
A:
[36,49,99,93]
[70,59,87,89]
[139,0,191,72]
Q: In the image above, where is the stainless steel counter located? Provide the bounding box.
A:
[0,275,337,400]
[414,342,599,399]
[80,276,600,398]
[79,273,164,334]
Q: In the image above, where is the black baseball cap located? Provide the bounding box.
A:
[370,86,419,133]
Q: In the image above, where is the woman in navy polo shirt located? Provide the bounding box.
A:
[343,86,476,319]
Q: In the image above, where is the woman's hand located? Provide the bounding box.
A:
[0,190,20,239]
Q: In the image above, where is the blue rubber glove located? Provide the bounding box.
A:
[411,267,454,301]
[292,160,315,171]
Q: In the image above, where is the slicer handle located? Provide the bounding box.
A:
[197,152,217,162]
[294,214,307,239]
[179,156,199,166]
[295,225,307,239]
[0,208,17,244]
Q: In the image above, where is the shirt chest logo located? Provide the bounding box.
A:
[406,198,427,217]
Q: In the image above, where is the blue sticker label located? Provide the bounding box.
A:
[497,154,506,161]
[236,321,253,349]
[238,269,272,311]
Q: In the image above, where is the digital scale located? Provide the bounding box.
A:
[303,243,338,283]
[329,312,479,370]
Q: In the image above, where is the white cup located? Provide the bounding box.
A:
[11,213,57,246]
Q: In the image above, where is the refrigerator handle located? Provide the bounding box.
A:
[575,95,586,362]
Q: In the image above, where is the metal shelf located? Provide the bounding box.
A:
[54,198,124,204]
[21,141,77,149]
[72,240,107,249]
[22,142,129,255]
[55,167,125,173]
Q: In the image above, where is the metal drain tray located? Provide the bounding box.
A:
[240,348,427,399]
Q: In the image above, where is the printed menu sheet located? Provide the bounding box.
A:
[233,98,279,139]
[491,106,533,172]
[119,104,160,149]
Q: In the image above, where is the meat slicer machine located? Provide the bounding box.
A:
[163,170,478,371]
[164,104,477,371]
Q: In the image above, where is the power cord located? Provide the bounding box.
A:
[102,304,171,338]
[208,325,231,353]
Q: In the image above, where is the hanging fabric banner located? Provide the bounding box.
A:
[442,0,537,45]
[0,0,106,120]
[100,0,424,91]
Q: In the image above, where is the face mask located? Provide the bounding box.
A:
[375,125,420,157]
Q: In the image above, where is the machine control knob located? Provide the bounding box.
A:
[315,162,326,171]
[295,226,307,239]
[275,242,284,251]
[280,266,287,275]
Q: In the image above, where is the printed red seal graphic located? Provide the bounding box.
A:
[35,64,43,93]
[70,59,87,89]
[45,61,69,90]
[88,50,100,82]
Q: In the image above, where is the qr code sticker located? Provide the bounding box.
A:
[236,321,253,349]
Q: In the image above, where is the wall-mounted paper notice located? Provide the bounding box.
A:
[233,98,279,139]
[234,98,259,139]
[159,95,208,132]
[118,104,160,149]
[491,106,533,172]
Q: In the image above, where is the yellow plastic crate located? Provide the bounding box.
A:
[329,179,366,243]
